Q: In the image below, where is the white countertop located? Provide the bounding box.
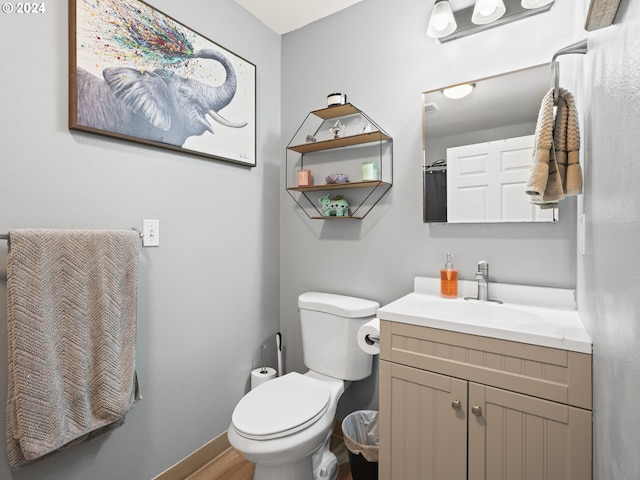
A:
[377,277,592,354]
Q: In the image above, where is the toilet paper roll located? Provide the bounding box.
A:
[251,367,277,390]
[357,318,380,355]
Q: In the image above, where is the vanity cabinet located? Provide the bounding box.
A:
[379,320,592,480]
[286,104,392,219]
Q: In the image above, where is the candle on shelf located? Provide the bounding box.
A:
[297,169,312,186]
[362,162,379,181]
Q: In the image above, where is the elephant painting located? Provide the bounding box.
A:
[70,0,255,164]
[75,48,247,149]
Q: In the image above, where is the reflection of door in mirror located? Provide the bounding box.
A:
[447,135,555,222]
[422,64,558,223]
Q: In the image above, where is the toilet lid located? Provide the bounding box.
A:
[232,372,330,440]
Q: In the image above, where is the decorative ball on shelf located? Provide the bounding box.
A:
[325,173,349,184]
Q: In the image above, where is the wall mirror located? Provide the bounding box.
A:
[423,63,557,224]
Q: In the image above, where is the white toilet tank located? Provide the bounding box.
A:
[298,292,379,381]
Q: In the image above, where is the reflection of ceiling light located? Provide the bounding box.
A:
[442,83,475,99]
[521,0,553,8]
[427,0,457,39]
[472,0,507,24]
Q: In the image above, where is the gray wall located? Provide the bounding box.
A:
[280,0,581,418]
[280,2,640,478]
[578,1,640,479]
[0,1,281,479]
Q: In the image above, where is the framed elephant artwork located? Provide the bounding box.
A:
[69,0,256,167]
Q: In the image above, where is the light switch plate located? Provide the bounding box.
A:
[143,219,160,247]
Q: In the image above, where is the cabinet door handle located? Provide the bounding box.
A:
[471,405,483,417]
[451,400,462,411]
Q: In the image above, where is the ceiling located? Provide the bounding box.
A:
[232,1,497,35]
[233,0,364,34]
[423,64,550,139]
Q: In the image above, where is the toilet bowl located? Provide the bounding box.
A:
[228,292,379,480]
[228,371,345,480]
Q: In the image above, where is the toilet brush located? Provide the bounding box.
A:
[276,332,283,377]
[260,344,267,374]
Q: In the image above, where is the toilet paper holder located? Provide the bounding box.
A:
[358,318,381,355]
[365,334,380,345]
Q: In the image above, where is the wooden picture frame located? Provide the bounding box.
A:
[585,0,622,31]
[69,0,256,167]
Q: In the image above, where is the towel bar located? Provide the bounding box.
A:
[0,229,144,241]
[551,39,588,104]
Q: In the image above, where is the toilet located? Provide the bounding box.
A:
[228,292,379,480]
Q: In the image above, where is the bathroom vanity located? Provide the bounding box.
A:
[377,278,592,480]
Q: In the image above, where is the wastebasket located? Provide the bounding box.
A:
[341,410,379,480]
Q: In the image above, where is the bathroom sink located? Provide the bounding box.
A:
[377,277,592,353]
[418,299,542,327]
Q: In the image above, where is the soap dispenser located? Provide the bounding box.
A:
[441,253,458,298]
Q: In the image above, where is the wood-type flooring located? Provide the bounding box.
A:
[187,434,353,480]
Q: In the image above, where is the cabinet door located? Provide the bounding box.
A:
[380,360,467,480]
[468,383,592,480]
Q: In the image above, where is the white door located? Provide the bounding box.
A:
[447,135,556,223]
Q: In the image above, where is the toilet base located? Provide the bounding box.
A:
[251,428,338,480]
[254,455,313,480]
[312,427,338,480]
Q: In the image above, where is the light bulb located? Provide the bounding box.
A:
[521,0,553,8]
[433,14,449,30]
[427,0,457,39]
[471,0,506,24]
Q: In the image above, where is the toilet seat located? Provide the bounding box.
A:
[232,372,330,440]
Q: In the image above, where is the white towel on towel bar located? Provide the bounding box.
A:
[6,229,141,467]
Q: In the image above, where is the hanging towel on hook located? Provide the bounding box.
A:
[554,88,583,195]
[525,89,564,206]
[6,229,142,468]
[525,88,583,207]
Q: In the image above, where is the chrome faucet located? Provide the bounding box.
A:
[465,260,502,303]
[476,261,489,301]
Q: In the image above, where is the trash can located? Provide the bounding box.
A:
[341,410,379,480]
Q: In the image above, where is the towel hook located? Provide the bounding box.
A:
[551,39,588,104]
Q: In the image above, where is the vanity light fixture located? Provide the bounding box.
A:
[426,0,457,39]
[427,0,554,42]
[442,83,475,99]
[471,0,507,24]
[521,0,553,8]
